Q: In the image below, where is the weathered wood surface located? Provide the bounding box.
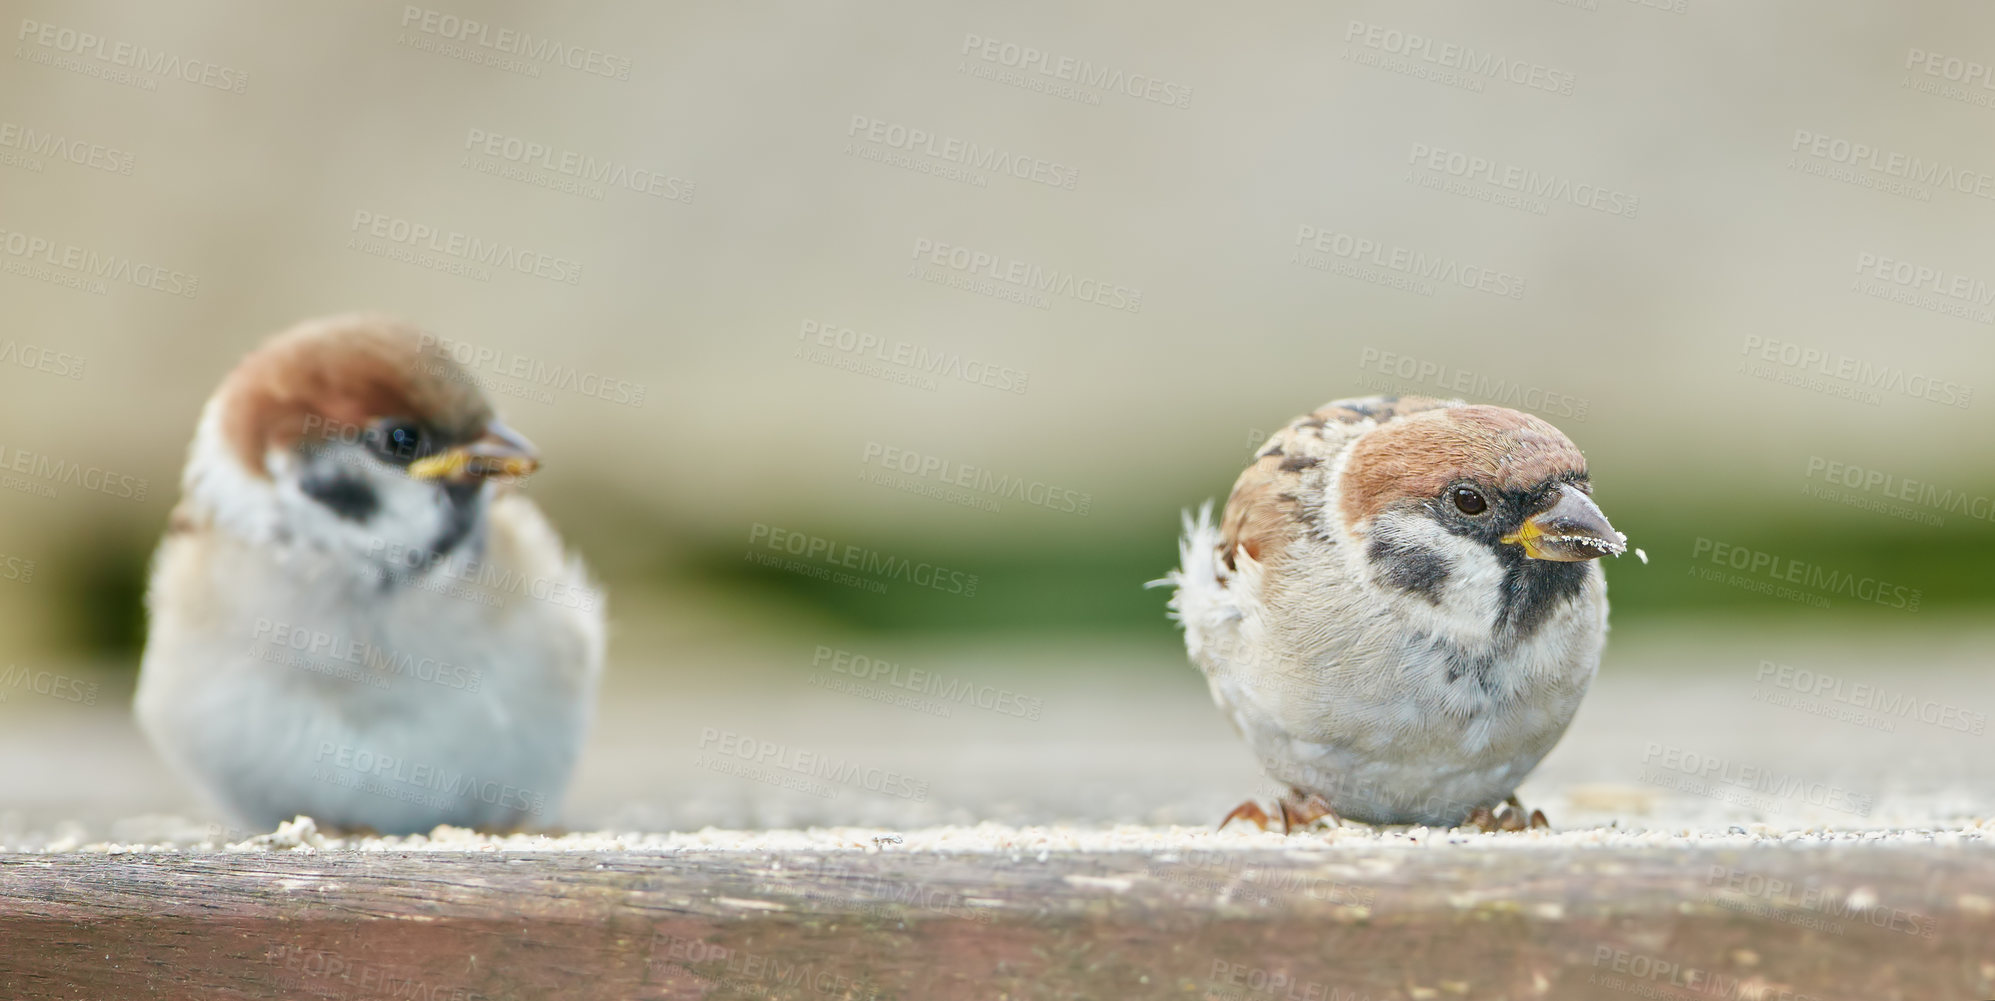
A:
[1,843,1989,1000]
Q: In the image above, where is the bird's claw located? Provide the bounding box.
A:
[1219,792,1340,834]
[1466,799,1550,832]
[1220,800,1273,831]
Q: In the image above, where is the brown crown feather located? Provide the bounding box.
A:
[215,314,492,477]
[1337,404,1586,529]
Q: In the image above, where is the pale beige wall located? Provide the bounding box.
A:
[1,0,1990,647]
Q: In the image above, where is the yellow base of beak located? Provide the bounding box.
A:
[409,449,539,482]
[1501,483,1625,562]
[1500,519,1555,560]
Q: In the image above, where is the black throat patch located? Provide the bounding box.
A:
[426,481,485,562]
[299,467,378,523]
[1494,545,1591,643]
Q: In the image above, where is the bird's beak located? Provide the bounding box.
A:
[1501,483,1626,561]
[407,420,541,483]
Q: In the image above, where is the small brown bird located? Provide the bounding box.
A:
[135,314,604,834]
[1157,396,1624,831]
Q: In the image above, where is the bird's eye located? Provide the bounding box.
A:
[1452,486,1488,515]
[369,421,427,466]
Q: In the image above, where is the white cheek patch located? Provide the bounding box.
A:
[270,444,467,567]
[1363,510,1506,642]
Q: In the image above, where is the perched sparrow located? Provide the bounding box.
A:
[1158,396,1624,831]
[136,315,604,834]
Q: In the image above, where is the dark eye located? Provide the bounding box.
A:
[369,421,427,465]
[1451,486,1488,515]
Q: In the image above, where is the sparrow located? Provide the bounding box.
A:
[1157,395,1624,831]
[135,314,605,834]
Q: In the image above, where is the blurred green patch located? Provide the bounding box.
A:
[49,530,151,663]
[40,491,1995,664]
[693,499,1995,634]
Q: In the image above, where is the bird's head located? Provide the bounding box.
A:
[183,314,540,573]
[1338,403,1622,639]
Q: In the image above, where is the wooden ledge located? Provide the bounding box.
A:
[2,842,1989,999]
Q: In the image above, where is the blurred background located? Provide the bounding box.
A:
[0,0,1990,842]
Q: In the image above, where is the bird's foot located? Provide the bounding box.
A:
[1219,800,1273,831]
[1507,793,1551,831]
[1219,791,1340,834]
[1465,797,1549,833]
